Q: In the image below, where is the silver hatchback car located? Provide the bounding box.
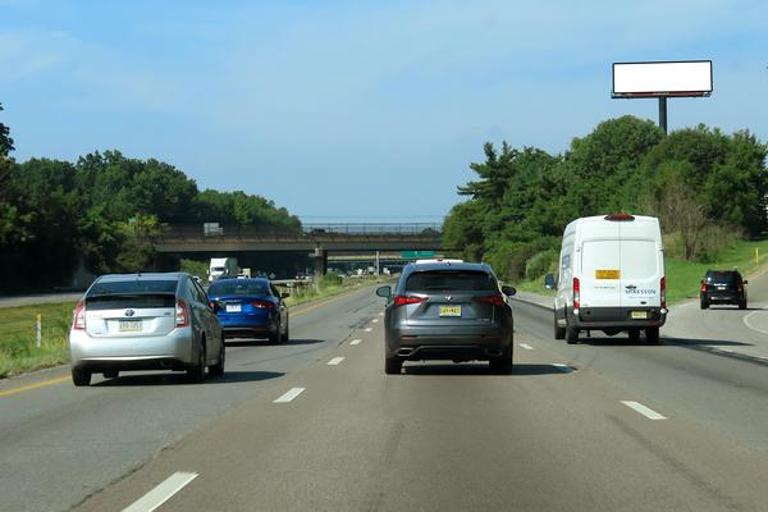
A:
[69,272,224,386]
[376,261,516,374]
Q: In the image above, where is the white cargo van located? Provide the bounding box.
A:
[547,213,666,344]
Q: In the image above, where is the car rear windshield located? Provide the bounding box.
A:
[405,270,496,292]
[706,272,740,284]
[208,281,271,297]
[86,280,178,310]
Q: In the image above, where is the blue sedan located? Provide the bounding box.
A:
[207,278,290,343]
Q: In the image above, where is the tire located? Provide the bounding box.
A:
[209,338,225,377]
[385,357,402,375]
[489,347,513,374]
[554,314,566,340]
[187,342,207,383]
[102,370,119,379]
[269,323,283,344]
[628,329,640,343]
[565,324,579,345]
[700,301,709,310]
[645,327,660,345]
[72,367,91,387]
[283,320,290,343]
[739,301,747,310]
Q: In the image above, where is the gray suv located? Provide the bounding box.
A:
[69,272,224,386]
[376,261,515,374]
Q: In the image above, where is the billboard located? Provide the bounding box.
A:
[612,60,712,98]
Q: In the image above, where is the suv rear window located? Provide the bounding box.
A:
[405,270,496,292]
[706,271,740,284]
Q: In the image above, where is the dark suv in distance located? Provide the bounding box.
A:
[700,270,748,310]
[376,261,516,375]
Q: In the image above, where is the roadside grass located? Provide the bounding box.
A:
[283,275,387,307]
[0,302,75,378]
[512,238,768,305]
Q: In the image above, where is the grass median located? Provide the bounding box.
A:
[0,275,388,379]
[512,238,768,305]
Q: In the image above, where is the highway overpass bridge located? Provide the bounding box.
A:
[153,223,444,275]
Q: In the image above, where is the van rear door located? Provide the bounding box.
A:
[619,239,661,310]
[580,221,621,308]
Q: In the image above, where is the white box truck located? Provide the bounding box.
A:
[547,213,667,345]
[209,257,239,283]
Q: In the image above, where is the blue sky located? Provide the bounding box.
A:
[1,0,767,222]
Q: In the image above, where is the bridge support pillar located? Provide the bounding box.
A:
[313,248,328,277]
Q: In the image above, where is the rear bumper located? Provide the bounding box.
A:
[387,324,513,361]
[570,306,666,329]
[69,327,196,369]
[701,293,743,304]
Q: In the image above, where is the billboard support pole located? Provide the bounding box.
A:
[658,97,668,134]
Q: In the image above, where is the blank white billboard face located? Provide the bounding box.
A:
[612,61,712,97]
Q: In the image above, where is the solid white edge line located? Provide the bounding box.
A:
[122,472,198,512]
[327,357,345,366]
[743,309,768,336]
[350,339,362,345]
[273,387,306,403]
[519,343,534,350]
[621,400,667,420]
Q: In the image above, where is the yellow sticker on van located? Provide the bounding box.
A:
[595,269,621,280]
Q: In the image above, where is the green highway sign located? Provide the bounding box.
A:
[401,250,436,260]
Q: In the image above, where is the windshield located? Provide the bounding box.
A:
[406,270,496,292]
[208,280,271,297]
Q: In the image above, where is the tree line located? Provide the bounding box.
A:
[0,102,301,292]
[444,115,768,281]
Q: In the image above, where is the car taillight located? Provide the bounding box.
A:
[573,277,580,310]
[176,299,190,327]
[251,300,275,309]
[474,294,505,306]
[393,295,427,307]
[72,300,86,330]
[660,276,667,309]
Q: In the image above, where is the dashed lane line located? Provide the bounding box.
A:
[371,318,379,323]
[364,327,373,333]
[273,387,306,403]
[621,400,667,420]
[350,339,362,345]
[551,363,573,373]
[327,357,345,366]
[519,343,534,350]
[122,471,198,512]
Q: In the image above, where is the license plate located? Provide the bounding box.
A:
[118,320,142,332]
[716,286,726,291]
[631,311,648,320]
[439,305,462,317]
[595,269,620,280]
[226,304,242,313]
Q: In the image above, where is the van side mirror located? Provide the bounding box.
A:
[376,285,392,299]
[743,280,749,285]
[501,285,516,297]
[544,274,556,290]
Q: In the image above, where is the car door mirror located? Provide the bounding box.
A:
[501,285,516,297]
[544,273,556,290]
[376,285,392,298]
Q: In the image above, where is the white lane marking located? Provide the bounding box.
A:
[364,327,373,332]
[378,312,385,317]
[371,318,379,323]
[122,472,198,512]
[350,339,362,345]
[743,309,768,336]
[551,363,573,373]
[327,357,345,366]
[273,387,305,403]
[621,401,667,420]
[519,343,534,350]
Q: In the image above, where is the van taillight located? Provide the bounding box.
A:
[393,295,427,307]
[573,277,580,310]
[176,299,190,327]
[661,276,667,309]
[72,300,86,330]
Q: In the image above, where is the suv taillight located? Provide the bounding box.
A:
[660,276,667,309]
[72,300,86,330]
[700,281,708,293]
[474,294,505,306]
[393,295,427,307]
[176,299,190,327]
[573,277,580,310]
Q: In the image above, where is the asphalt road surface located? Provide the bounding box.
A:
[2,284,768,511]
